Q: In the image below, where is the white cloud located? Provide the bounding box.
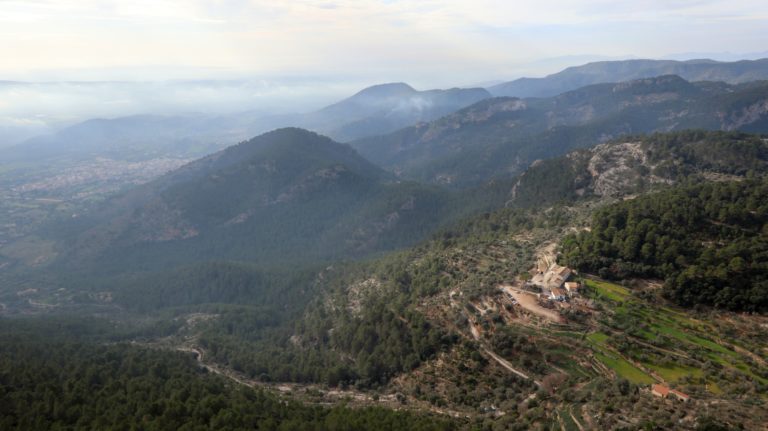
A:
[0,0,766,83]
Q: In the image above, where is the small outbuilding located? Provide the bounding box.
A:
[651,384,670,398]
[564,282,580,295]
[550,288,567,301]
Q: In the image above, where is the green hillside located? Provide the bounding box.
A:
[562,177,768,311]
[186,182,767,429]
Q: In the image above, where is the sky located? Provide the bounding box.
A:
[1,0,767,143]
[2,0,768,86]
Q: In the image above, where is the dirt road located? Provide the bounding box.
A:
[484,348,542,387]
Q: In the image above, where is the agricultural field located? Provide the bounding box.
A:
[580,278,768,397]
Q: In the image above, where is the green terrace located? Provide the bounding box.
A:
[581,278,768,394]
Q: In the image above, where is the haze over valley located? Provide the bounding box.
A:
[2,1,768,430]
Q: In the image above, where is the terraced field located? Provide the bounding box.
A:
[582,278,768,393]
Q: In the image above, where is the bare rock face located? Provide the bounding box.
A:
[723,99,768,131]
[586,141,676,198]
[508,137,694,207]
[345,277,383,317]
[511,131,768,211]
[587,142,646,197]
[461,98,527,123]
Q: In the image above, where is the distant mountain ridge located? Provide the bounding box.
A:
[489,58,768,98]
[352,75,768,187]
[3,114,233,163]
[286,83,491,142]
[0,82,491,230]
[1,82,490,170]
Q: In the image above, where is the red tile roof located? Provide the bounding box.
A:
[670,389,690,400]
[652,384,670,397]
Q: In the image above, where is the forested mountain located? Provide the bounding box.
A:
[186,142,768,428]
[0,83,489,236]
[204,130,768,387]
[44,128,484,275]
[352,75,768,187]
[2,127,767,429]
[561,178,768,311]
[489,58,768,97]
[6,1,768,427]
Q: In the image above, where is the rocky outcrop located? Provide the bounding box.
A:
[586,142,670,197]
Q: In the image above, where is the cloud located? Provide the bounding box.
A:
[0,0,765,84]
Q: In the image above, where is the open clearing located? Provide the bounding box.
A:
[594,352,655,384]
[585,279,630,302]
[502,285,563,323]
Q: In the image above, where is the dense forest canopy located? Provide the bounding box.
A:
[562,177,768,311]
[0,318,455,431]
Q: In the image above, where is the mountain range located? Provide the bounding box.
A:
[353,75,768,187]
[3,83,489,164]
[489,58,768,97]
[8,74,768,278]
[120,130,766,430]
[0,83,490,199]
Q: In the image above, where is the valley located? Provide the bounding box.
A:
[2,59,768,430]
[0,156,190,257]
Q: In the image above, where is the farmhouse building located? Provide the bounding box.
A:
[550,265,572,288]
[652,384,690,402]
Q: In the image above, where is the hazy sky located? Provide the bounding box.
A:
[2,0,768,85]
